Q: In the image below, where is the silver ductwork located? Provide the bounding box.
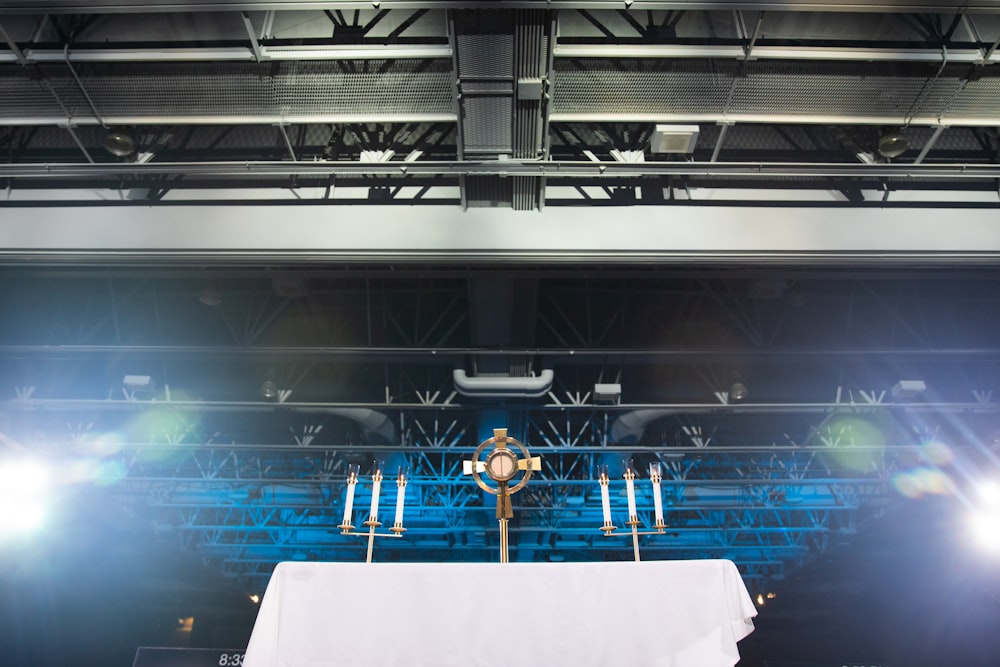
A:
[452,368,554,398]
[610,409,677,445]
[329,408,396,444]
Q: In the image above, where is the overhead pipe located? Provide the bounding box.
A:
[610,409,678,445]
[328,407,396,444]
[453,368,554,398]
[1,160,998,179]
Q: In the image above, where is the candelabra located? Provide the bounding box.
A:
[338,464,408,563]
[598,461,668,561]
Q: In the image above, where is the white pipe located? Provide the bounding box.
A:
[610,409,678,444]
[328,408,396,443]
[452,368,554,397]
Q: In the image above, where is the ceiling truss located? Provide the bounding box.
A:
[0,2,996,207]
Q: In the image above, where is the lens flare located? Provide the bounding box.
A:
[89,432,125,457]
[93,459,127,487]
[821,415,887,472]
[890,467,954,499]
[920,441,954,466]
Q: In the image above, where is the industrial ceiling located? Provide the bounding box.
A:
[1,1,1000,665]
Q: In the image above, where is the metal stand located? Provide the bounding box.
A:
[463,428,541,565]
[599,463,668,562]
[499,518,509,564]
[338,466,407,563]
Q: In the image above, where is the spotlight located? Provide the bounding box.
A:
[729,382,749,402]
[259,380,279,400]
[0,459,50,537]
[970,481,1000,551]
[877,129,909,159]
[104,127,136,157]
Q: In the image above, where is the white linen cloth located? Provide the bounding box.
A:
[244,559,756,667]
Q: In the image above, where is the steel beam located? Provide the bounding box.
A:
[549,112,1000,126]
[0,44,452,63]
[0,159,998,179]
[554,43,998,63]
[0,1,997,15]
[0,113,457,126]
[1,203,1000,264]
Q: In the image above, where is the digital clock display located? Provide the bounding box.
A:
[132,647,246,667]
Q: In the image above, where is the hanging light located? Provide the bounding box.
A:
[729,382,749,402]
[259,379,279,400]
[104,127,136,157]
[877,129,909,159]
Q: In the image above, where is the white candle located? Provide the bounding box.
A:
[650,463,664,526]
[599,470,612,525]
[393,471,407,528]
[342,466,358,526]
[624,465,637,520]
[368,468,383,523]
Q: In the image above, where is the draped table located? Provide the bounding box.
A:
[243,559,756,667]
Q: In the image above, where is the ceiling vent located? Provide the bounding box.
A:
[650,124,700,154]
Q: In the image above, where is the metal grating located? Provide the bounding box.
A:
[552,60,991,123]
[23,61,454,122]
[462,96,512,153]
[730,61,966,121]
[456,33,514,78]
[552,59,734,117]
[0,68,70,120]
[947,74,1000,120]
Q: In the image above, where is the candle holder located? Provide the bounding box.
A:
[338,463,408,563]
[597,461,668,561]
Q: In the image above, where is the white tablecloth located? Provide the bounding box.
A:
[243,560,756,667]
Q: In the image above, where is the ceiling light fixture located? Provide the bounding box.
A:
[877,129,909,159]
[259,380,279,400]
[650,124,700,154]
[104,127,136,157]
[729,382,749,402]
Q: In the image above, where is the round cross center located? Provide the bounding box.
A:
[485,449,518,482]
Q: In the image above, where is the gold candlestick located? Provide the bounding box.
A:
[340,465,407,562]
[597,459,669,562]
[463,428,541,564]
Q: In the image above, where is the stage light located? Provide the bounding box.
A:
[0,459,49,493]
[970,509,1000,551]
[259,379,279,400]
[0,501,45,534]
[969,481,1000,551]
[0,459,50,537]
[978,481,1000,504]
[249,594,260,604]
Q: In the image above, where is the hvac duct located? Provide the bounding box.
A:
[610,410,678,445]
[453,368,554,398]
[328,408,396,444]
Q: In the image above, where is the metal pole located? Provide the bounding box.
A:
[499,518,509,564]
[366,524,377,563]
